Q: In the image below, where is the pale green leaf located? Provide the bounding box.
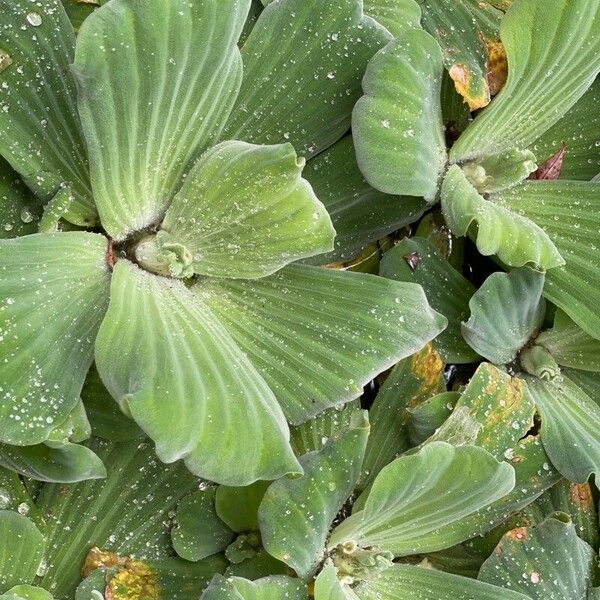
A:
[0,441,105,484]
[419,0,503,110]
[95,260,300,485]
[171,488,234,562]
[353,564,530,600]
[380,237,478,363]
[462,267,545,364]
[530,79,600,181]
[158,141,334,279]
[196,264,447,424]
[259,411,369,579]
[0,511,44,591]
[74,0,250,240]
[313,562,359,600]
[408,391,459,446]
[441,164,564,269]
[302,137,426,265]
[329,442,515,555]
[427,363,534,461]
[0,232,110,445]
[223,0,389,158]
[497,180,600,338]
[360,344,446,491]
[0,161,40,239]
[451,0,600,161]
[363,0,421,37]
[202,575,307,600]
[526,375,600,482]
[353,30,446,200]
[479,514,595,600]
[4,587,51,600]
[536,310,600,372]
[215,482,270,534]
[0,0,94,226]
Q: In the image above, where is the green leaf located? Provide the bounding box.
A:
[196,264,446,425]
[497,180,600,338]
[525,375,600,482]
[0,232,110,445]
[0,161,40,239]
[313,561,359,600]
[353,30,446,200]
[441,164,564,269]
[4,587,51,600]
[0,0,94,226]
[451,0,600,162]
[462,267,545,364]
[536,310,600,372]
[215,482,270,534]
[73,0,250,240]
[202,575,307,600]
[0,511,44,591]
[363,0,421,37]
[419,0,503,110]
[427,363,534,461]
[258,411,369,579]
[0,441,105,484]
[408,391,459,446]
[360,344,446,491]
[302,137,426,266]
[353,564,530,600]
[328,442,515,555]
[35,439,210,598]
[171,488,234,562]
[223,0,389,158]
[530,80,600,181]
[380,237,478,363]
[158,141,334,279]
[80,364,144,442]
[479,514,595,599]
[95,260,300,485]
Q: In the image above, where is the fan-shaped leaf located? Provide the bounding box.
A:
[259,411,369,579]
[329,442,514,555]
[353,30,447,200]
[530,80,600,181]
[363,0,421,37]
[215,482,270,535]
[526,375,600,482]
[451,0,600,162]
[479,514,595,600]
[441,165,563,269]
[202,575,307,600]
[0,232,110,445]
[224,0,389,158]
[196,264,446,425]
[171,488,234,562]
[74,0,250,240]
[0,511,44,592]
[0,441,105,484]
[0,162,40,239]
[158,141,334,279]
[302,137,426,266]
[408,391,459,446]
[353,564,530,600]
[95,260,300,485]
[497,180,600,338]
[462,267,545,364]
[0,0,94,225]
[3,587,51,600]
[381,237,478,363]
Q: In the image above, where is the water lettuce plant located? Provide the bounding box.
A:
[0,0,599,598]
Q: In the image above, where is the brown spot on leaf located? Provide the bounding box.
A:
[485,39,507,96]
[529,144,567,180]
[569,483,593,511]
[412,343,444,391]
[506,527,529,541]
[403,251,421,271]
[449,63,490,111]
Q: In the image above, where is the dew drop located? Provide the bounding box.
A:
[0,488,11,509]
[20,206,34,224]
[26,12,43,26]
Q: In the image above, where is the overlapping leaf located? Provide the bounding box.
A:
[0,161,40,239]
[158,141,334,279]
[363,0,421,37]
[196,265,446,424]
[0,233,110,445]
[95,260,300,485]
[202,575,307,600]
[353,29,447,200]
[74,0,250,239]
